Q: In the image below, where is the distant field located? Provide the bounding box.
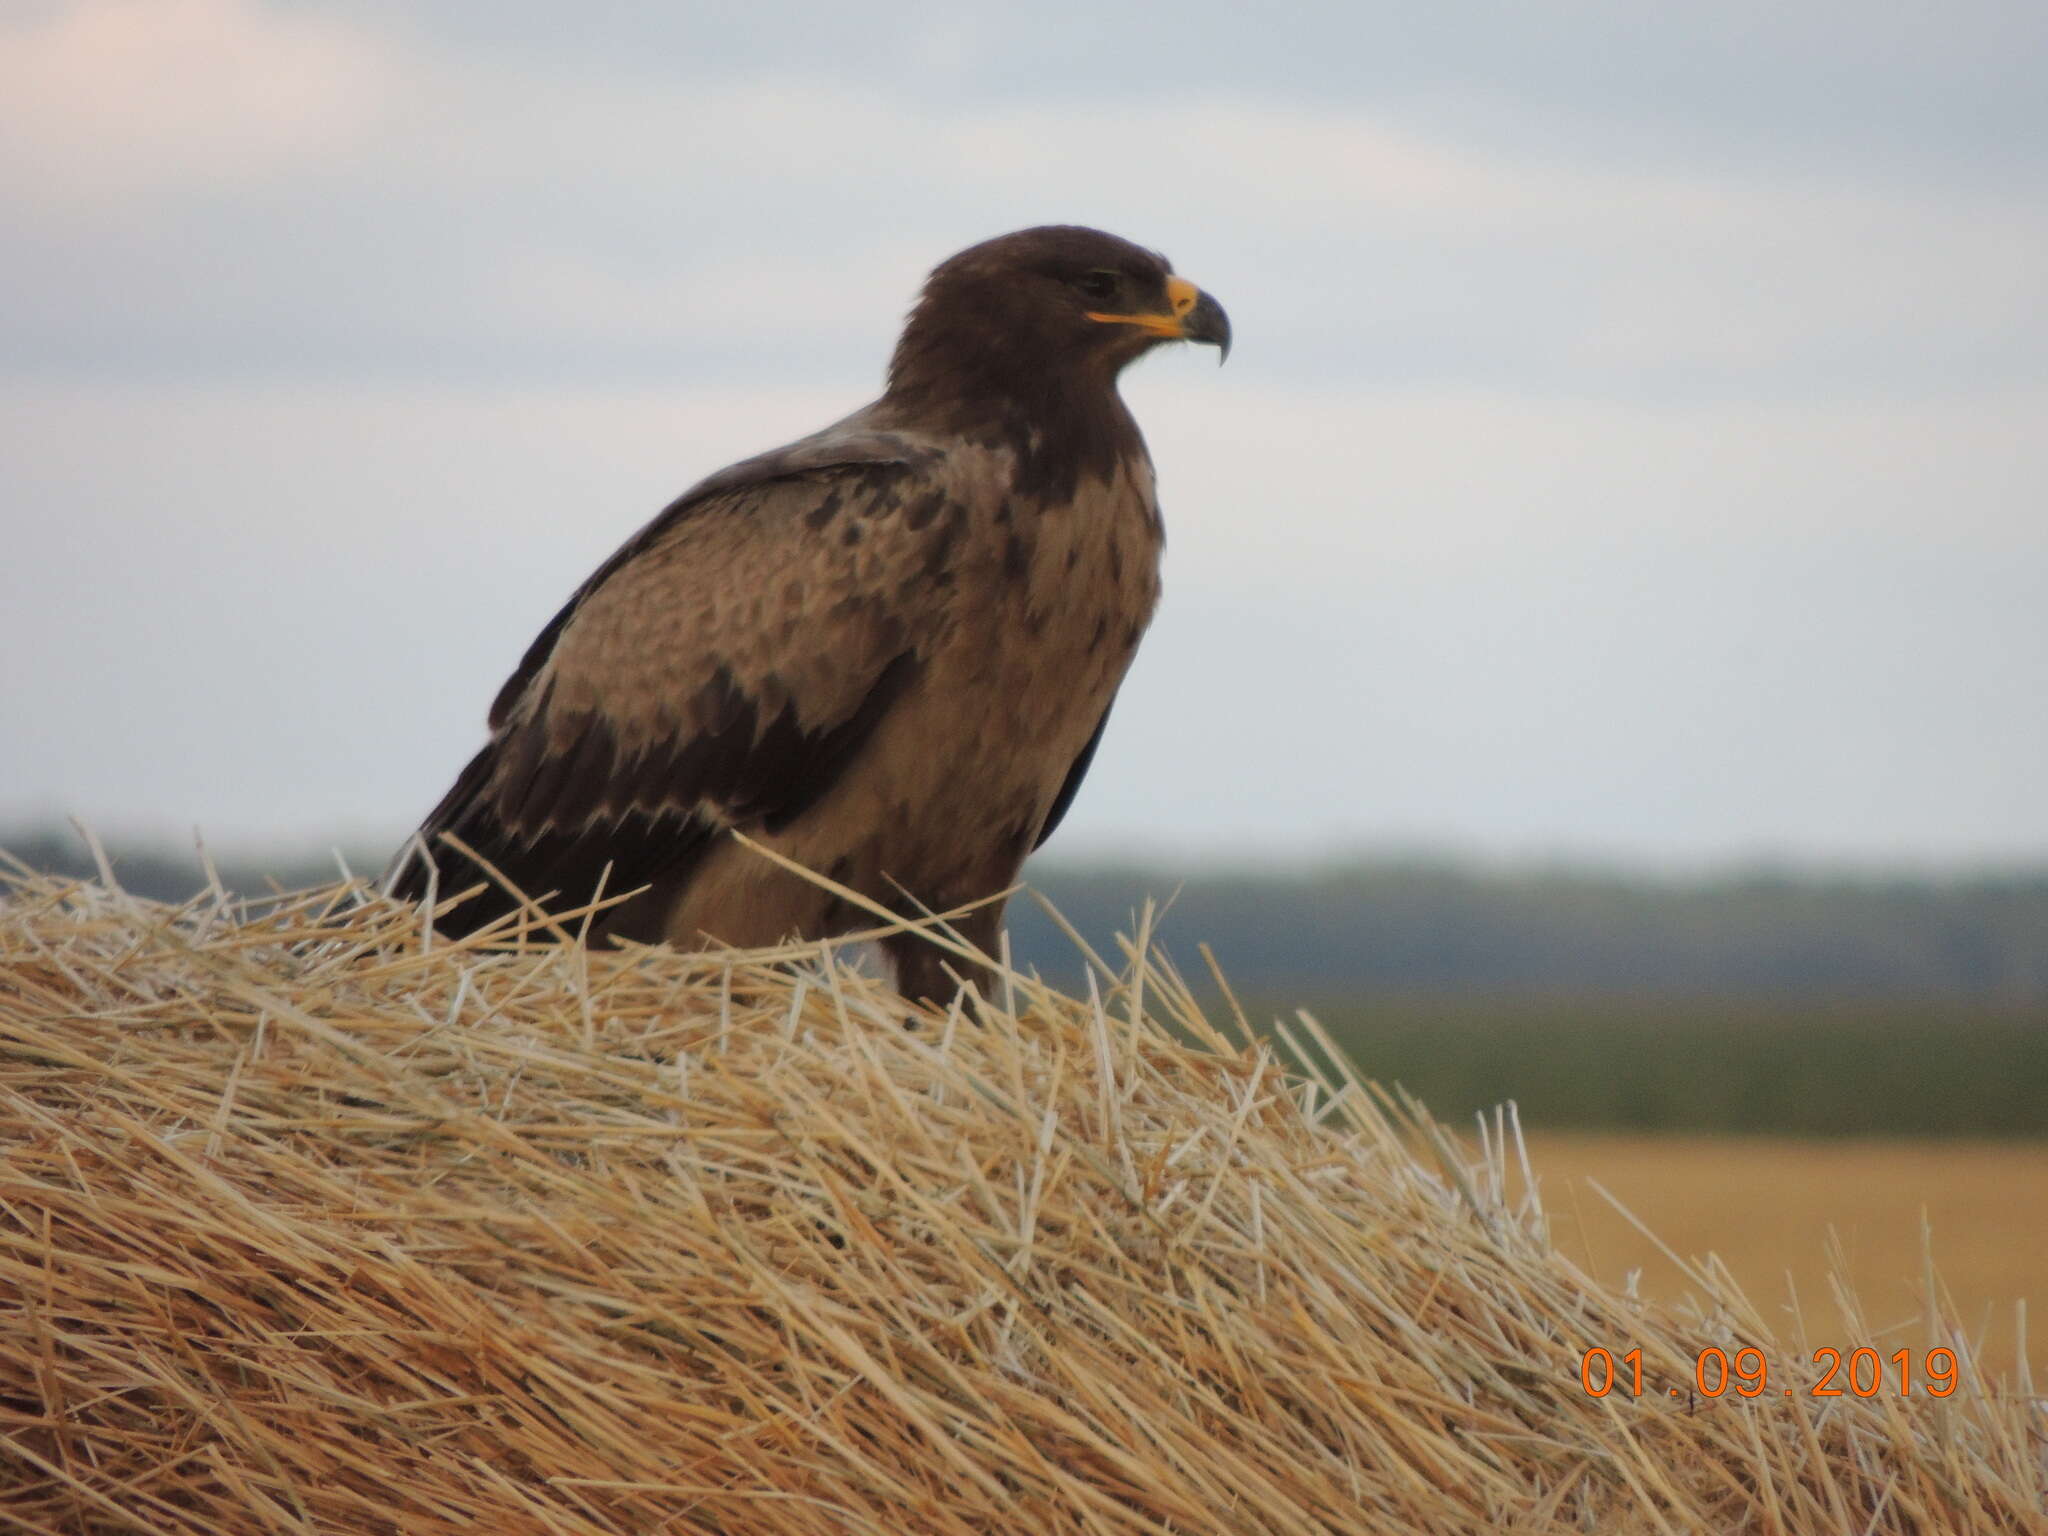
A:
[1259,992,2048,1138]
[1522,1133,2048,1383]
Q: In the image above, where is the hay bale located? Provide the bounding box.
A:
[0,869,2041,1534]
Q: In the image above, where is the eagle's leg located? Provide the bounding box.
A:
[884,902,1002,1012]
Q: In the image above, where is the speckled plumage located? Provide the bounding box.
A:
[387,226,1229,1001]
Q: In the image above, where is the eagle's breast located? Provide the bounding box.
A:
[654,443,1162,948]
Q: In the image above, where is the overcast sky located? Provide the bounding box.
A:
[3,0,2044,869]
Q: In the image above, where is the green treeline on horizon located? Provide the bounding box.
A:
[7,824,2045,998]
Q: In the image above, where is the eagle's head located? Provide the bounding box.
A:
[888,225,1230,402]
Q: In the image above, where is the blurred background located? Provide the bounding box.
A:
[3,0,2044,1373]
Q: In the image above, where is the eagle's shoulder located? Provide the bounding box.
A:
[487,413,947,729]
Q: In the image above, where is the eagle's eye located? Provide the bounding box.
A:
[1074,269,1123,303]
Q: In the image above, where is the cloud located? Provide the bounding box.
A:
[325,0,2048,187]
[0,0,402,220]
[3,18,2041,398]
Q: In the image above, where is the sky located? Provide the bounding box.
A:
[2,0,2045,869]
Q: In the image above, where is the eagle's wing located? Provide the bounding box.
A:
[1033,696,1114,851]
[388,429,947,935]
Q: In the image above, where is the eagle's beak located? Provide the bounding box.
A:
[1179,285,1232,363]
[1087,274,1232,362]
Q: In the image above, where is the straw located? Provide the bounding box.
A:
[1,865,2041,1534]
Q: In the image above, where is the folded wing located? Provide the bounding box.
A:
[387,437,942,936]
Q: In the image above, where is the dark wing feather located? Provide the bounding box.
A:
[1033,696,1114,851]
[394,743,723,939]
[389,426,944,936]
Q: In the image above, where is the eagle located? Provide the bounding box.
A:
[386,225,1230,1002]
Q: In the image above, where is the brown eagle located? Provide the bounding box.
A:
[386,225,1229,1001]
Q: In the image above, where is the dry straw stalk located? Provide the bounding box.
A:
[0,863,2042,1533]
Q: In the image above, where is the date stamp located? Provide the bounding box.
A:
[1580,1346,1960,1400]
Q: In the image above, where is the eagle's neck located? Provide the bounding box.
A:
[882,343,1143,506]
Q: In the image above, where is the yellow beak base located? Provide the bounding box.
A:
[1087,273,1203,338]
